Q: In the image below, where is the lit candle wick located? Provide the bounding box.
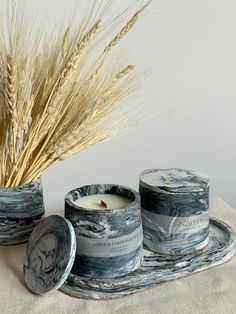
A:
[100,200,108,208]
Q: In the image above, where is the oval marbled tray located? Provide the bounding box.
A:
[60,218,235,300]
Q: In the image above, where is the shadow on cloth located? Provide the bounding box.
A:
[0,243,28,289]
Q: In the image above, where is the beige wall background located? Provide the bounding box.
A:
[2,0,236,210]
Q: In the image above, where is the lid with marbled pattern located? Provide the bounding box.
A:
[139,168,209,193]
[23,215,76,295]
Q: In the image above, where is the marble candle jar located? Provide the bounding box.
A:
[139,168,210,255]
[65,184,143,278]
[0,178,45,245]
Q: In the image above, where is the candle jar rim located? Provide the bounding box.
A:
[0,177,42,192]
[65,184,139,212]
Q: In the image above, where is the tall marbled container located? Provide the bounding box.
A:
[139,169,210,255]
[65,184,143,278]
[0,179,45,245]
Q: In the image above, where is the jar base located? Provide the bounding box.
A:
[0,214,45,246]
[71,247,143,279]
[143,236,209,256]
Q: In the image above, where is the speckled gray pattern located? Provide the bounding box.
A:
[0,179,45,245]
[23,215,76,295]
[139,168,210,254]
[60,218,236,300]
[65,184,143,278]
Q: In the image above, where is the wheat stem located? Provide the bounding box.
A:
[104,2,150,53]
[1,2,152,188]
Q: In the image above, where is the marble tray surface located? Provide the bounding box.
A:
[60,217,236,300]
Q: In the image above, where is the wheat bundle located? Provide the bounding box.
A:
[0,0,151,188]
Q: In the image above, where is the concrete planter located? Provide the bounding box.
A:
[0,179,45,245]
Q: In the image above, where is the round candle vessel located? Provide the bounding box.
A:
[0,178,45,245]
[65,184,143,278]
[139,168,210,255]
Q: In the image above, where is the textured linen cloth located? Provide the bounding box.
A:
[0,198,235,314]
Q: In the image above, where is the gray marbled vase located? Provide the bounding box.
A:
[140,169,210,255]
[0,179,45,245]
[65,184,143,278]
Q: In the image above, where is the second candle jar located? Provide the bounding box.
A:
[139,168,210,255]
[65,184,143,278]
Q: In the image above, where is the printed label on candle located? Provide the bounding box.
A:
[76,227,143,257]
[142,208,209,237]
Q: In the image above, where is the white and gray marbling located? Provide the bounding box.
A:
[0,179,45,245]
[60,218,236,300]
[23,215,76,295]
[139,168,210,254]
[140,168,209,193]
[65,184,143,278]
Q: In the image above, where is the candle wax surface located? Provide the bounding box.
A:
[74,194,132,210]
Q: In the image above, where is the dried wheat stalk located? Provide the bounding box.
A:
[0,1,152,188]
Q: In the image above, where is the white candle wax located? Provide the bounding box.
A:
[74,194,132,210]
